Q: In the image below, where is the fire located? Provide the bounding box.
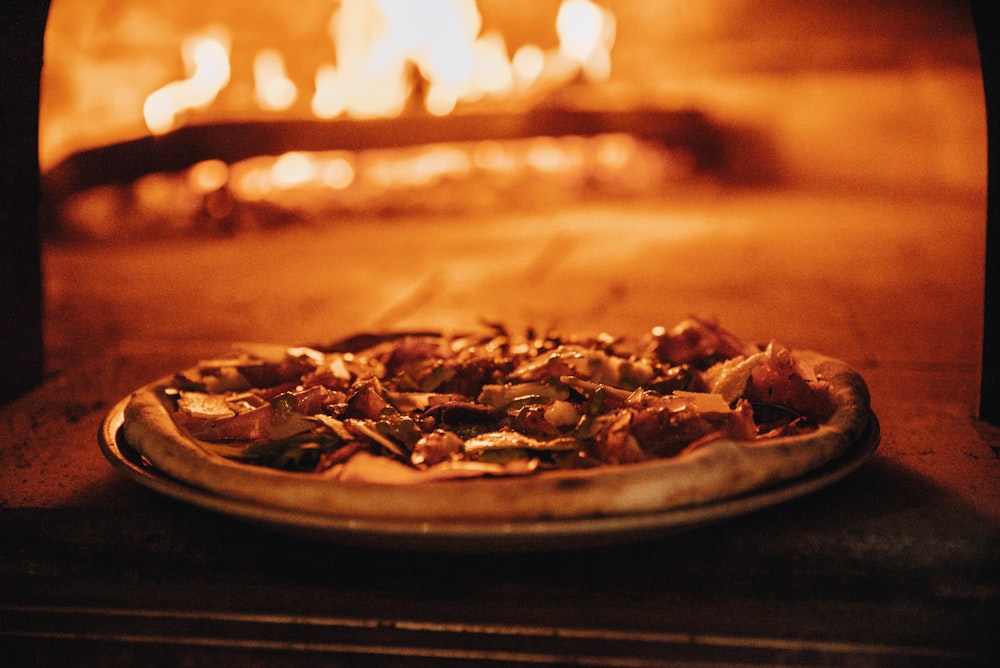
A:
[253,49,297,112]
[312,65,347,119]
[143,29,231,135]
[188,159,229,194]
[49,0,647,240]
[142,0,615,134]
[557,0,615,79]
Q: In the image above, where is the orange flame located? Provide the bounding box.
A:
[253,49,297,112]
[143,28,231,135]
[143,0,615,135]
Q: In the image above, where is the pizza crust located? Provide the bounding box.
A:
[122,350,870,522]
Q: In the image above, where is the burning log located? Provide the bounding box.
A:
[42,106,725,216]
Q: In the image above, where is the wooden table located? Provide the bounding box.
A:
[2,187,997,665]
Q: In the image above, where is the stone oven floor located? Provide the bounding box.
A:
[2,186,998,664]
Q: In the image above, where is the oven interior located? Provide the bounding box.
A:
[2,1,992,427]
[1,6,998,661]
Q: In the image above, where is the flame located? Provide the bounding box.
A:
[254,49,298,112]
[143,0,615,135]
[312,65,346,119]
[325,0,487,118]
[130,0,623,221]
[188,159,230,194]
[143,28,231,135]
[321,157,356,189]
[124,0,629,230]
[557,0,614,68]
[557,0,615,80]
[367,144,472,188]
[511,44,546,90]
[270,152,317,188]
[228,151,358,202]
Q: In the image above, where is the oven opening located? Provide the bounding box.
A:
[1,0,992,428]
[2,6,999,660]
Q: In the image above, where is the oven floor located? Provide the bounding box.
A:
[39,186,995,513]
[3,186,998,665]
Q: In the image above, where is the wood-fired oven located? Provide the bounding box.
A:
[1,2,998,665]
[5,0,993,411]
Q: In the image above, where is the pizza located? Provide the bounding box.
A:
[122,317,872,521]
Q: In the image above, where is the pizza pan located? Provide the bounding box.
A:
[98,396,880,552]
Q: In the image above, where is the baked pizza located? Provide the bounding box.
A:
[122,317,872,521]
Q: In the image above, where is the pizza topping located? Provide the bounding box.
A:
[645,316,758,369]
[703,342,835,423]
[344,377,389,420]
[411,429,464,467]
[543,400,580,428]
[465,429,577,456]
[176,391,237,419]
[508,344,654,388]
[745,342,834,422]
[478,379,570,410]
[585,390,757,463]
[161,319,837,478]
[343,418,408,458]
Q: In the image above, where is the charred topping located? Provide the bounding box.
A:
[168,319,835,474]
